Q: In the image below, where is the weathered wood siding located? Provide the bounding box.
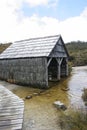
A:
[0,57,48,88]
[49,39,67,57]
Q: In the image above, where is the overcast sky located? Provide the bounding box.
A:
[0,0,87,43]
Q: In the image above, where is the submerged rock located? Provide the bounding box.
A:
[40,90,45,93]
[25,95,32,99]
[33,92,40,96]
[54,101,67,111]
[61,87,69,91]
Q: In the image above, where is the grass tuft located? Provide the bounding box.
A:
[59,109,87,130]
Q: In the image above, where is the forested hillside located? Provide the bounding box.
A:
[66,41,87,66]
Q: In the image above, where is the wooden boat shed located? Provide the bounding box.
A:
[0,35,69,88]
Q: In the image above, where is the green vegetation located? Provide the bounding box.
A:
[66,41,87,66]
[82,88,87,101]
[68,62,72,74]
[82,88,87,106]
[59,109,87,130]
[59,88,87,130]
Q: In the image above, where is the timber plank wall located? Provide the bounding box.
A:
[0,85,24,130]
[0,58,48,88]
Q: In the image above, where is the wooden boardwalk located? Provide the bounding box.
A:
[0,85,24,130]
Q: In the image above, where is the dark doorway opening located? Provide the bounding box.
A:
[48,58,58,81]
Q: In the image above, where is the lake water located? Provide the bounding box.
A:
[0,66,87,130]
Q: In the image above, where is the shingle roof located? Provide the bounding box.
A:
[0,35,60,59]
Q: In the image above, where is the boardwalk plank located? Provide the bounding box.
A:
[0,124,22,130]
[0,114,23,121]
[0,85,24,130]
[0,119,23,126]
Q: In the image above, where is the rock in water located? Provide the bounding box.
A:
[25,95,32,99]
[33,92,40,96]
[54,101,67,110]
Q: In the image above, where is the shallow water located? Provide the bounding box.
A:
[68,66,87,108]
[0,66,87,130]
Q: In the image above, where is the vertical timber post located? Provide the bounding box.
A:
[66,58,68,76]
[46,58,49,87]
[56,58,63,80]
[58,64,61,80]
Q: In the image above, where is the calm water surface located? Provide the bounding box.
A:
[68,66,87,108]
[0,66,87,130]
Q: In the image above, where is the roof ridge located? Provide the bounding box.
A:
[15,34,60,43]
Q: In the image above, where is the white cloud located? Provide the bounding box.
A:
[81,7,87,18]
[24,0,58,7]
[14,15,60,41]
[59,16,87,42]
[25,0,48,6]
[16,14,87,42]
[0,1,87,43]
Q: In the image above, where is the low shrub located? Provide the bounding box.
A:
[68,62,72,75]
[59,109,87,130]
[82,88,87,102]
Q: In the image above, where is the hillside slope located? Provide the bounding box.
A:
[0,43,12,54]
[66,41,87,66]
